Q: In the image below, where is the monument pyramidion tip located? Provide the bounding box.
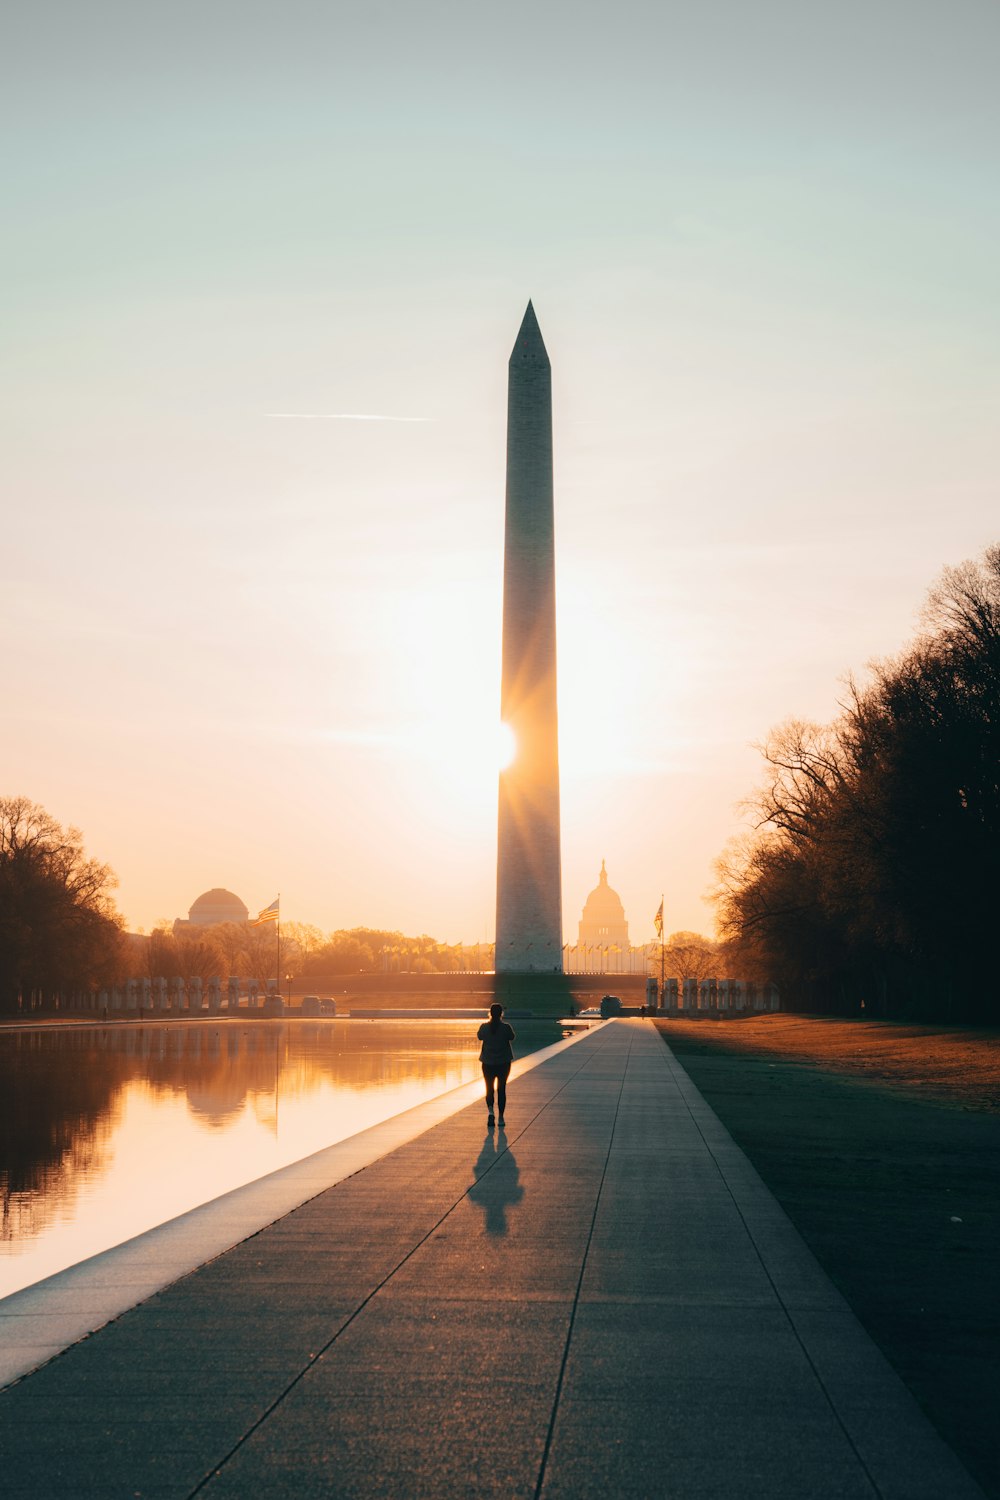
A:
[510,300,549,366]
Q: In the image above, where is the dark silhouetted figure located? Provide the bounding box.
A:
[477,1002,515,1127]
[468,1131,523,1235]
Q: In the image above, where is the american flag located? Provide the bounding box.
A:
[253,897,279,925]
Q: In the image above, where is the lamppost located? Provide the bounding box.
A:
[285,972,293,1007]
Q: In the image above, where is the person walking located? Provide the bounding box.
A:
[477,1002,515,1128]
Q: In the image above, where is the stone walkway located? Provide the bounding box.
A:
[0,1021,983,1498]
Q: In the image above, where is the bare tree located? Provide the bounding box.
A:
[713,545,1000,1020]
[0,797,123,1010]
[661,931,719,983]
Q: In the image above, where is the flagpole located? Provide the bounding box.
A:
[276,893,281,1001]
[659,893,665,1000]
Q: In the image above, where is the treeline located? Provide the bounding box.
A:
[129,924,490,985]
[716,547,1000,1022]
[297,929,491,978]
[0,798,124,1013]
[0,795,488,1012]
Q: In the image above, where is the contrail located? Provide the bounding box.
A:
[267,412,431,422]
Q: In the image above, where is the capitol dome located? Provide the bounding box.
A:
[578,861,629,948]
[187,888,249,927]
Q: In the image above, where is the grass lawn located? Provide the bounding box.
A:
[655,1014,1000,1500]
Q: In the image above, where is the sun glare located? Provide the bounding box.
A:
[363,714,519,816]
[498,721,516,771]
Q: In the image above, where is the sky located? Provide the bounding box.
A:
[3,0,998,944]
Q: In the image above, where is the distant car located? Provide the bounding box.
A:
[301,995,336,1016]
[599,994,623,1018]
[262,994,285,1017]
[577,1006,602,1019]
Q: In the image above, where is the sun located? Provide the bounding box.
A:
[384,715,518,815]
[497,721,516,771]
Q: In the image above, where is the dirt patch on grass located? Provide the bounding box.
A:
[655,1015,1000,1498]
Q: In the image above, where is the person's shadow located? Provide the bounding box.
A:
[467,1130,524,1236]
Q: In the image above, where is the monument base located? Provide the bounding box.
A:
[491,972,576,1018]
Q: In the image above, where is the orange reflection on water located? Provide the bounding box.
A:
[0,1019,562,1298]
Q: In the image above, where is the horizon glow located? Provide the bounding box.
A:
[3,1,998,943]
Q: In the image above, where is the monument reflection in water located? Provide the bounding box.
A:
[0,1019,564,1299]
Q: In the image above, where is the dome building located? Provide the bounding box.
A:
[578,861,629,952]
[173,888,249,935]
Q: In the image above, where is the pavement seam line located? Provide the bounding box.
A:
[661,1037,885,1500]
[183,1024,618,1498]
[532,1025,635,1500]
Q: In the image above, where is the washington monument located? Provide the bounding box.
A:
[495,303,563,974]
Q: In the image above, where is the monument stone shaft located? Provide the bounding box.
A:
[495,302,563,974]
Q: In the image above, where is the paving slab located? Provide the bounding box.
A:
[0,1020,985,1498]
[0,1026,597,1387]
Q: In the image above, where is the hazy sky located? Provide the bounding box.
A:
[4,1,998,943]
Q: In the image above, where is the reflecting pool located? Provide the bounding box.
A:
[0,1018,566,1298]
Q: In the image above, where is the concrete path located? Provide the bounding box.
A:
[0,1021,983,1499]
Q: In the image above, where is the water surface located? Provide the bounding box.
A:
[0,1018,565,1298]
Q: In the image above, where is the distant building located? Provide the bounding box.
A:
[578,861,629,951]
[173,887,249,936]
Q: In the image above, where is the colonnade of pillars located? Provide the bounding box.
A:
[72,977,285,1017]
[645,977,781,1014]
